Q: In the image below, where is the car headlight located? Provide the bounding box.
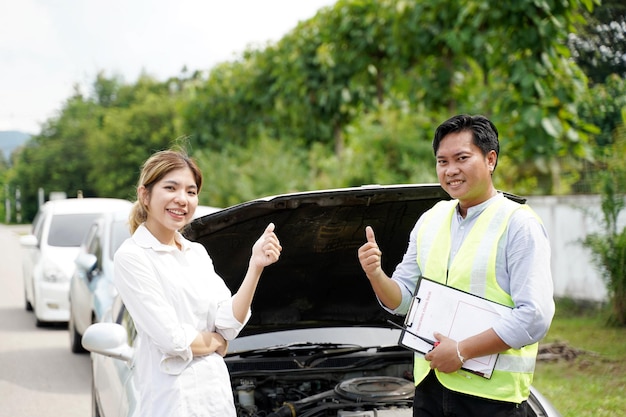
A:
[42,259,69,283]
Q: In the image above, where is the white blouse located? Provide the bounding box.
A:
[113,224,250,417]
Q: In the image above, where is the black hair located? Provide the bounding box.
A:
[432,114,500,170]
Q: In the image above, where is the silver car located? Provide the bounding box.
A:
[83,184,561,417]
[69,208,132,353]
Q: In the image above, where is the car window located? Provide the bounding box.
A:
[117,305,137,348]
[109,220,130,261]
[84,223,99,253]
[32,210,45,241]
[89,229,103,270]
[47,213,102,247]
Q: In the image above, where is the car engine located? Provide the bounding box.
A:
[228,348,415,417]
[233,375,414,417]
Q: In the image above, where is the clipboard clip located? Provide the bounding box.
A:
[405,296,421,327]
[386,320,440,350]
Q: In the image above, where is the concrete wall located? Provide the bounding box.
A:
[527,195,626,302]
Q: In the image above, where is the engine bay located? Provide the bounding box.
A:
[227,348,415,417]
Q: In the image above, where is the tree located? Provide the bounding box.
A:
[9,90,100,220]
[87,74,187,200]
[568,0,626,84]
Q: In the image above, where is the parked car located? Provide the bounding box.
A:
[82,184,561,417]
[69,208,132,353]
[19,197,132,326]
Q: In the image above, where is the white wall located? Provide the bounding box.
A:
[527,195,626,302]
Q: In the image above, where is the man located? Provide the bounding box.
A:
[358,114,554,416]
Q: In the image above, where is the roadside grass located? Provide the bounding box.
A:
[533,299,626,417]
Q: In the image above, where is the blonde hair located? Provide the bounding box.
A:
[129,149,203,234]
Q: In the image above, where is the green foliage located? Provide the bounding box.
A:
[568,0,626,84]
[8,92,101,219]
[534,302,626,416]
[4,0,625,222]
[87,86,185,200]
[193,136,310,208]
[334,106,438,187]
[582,173,626,326]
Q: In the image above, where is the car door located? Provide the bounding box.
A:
[92,299,138,417]
[72,222,102,333]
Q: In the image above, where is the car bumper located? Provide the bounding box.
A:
[35,281,70,322]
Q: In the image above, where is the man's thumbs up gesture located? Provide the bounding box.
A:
[357,226,402,310]
[358,226,383,278]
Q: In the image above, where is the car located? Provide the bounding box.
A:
[19,197,132,326]
[69,208,132,353]
[82,184,562,417]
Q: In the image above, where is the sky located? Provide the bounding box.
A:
[0,0,336,134]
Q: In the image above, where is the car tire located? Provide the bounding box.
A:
[69,312,87,353]
[24,289,33,311]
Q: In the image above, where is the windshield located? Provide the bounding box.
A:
[47,213,101,247]
[109,220,130,261]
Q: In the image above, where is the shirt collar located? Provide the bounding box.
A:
[133,223,192,252]
[456,192,504,222]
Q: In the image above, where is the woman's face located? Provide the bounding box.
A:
[141,167,199,241]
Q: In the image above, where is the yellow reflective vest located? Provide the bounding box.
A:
[412,197,538,403]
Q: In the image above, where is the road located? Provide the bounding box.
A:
[0,224,90,416]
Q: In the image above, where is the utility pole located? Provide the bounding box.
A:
[4,184,10,224]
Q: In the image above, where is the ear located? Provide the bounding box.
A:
[137,185,149,206]
[486,150,497,172]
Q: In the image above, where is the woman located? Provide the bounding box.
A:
[113,149,282,417]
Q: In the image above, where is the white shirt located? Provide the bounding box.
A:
[385,193,555,349]
[114,224,250,417]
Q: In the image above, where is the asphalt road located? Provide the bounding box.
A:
[0,224,90,417]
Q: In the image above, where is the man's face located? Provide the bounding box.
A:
[435,130,497,210]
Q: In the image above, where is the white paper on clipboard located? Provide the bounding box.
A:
[398,276,512,379]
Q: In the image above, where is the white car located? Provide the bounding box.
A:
[20,197,132,326]
[83,184,562,417]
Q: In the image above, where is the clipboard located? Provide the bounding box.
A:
[398,276,512,379]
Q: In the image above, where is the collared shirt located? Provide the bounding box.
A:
[114,224,249,417]
[385,193,555,349]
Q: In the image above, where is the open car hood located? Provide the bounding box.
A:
[185,184,451,334]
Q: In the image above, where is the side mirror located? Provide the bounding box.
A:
[82,322,133,362]
[75,252,98,281]
[19,234,38,247]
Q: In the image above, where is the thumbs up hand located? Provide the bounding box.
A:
[358,226,383,278]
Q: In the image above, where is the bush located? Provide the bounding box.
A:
[581,173,626,326]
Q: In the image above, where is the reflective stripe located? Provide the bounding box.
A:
[415,200,456,273]
[495,353,537,373]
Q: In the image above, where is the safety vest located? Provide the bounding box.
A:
[412,197,538,403]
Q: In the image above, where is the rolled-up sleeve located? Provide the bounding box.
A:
[215,297,250,340]
[492,211,555,349]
